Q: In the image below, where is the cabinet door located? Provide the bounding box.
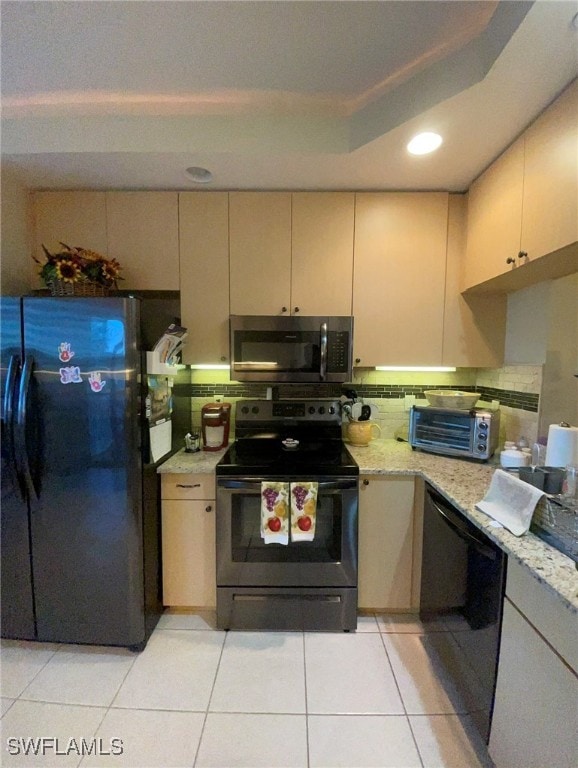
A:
[442,194,506,366]
[358,476,415,611]
[353,193,448,367]
[521,80,578,261]
[106,192,179,290]
[179,193,230,365]
[291,192,354,315]
[161,499,216,608]
[31,191,108,287]
[489,599,578,768]
[463,139,524,290]
[229,192,292,315]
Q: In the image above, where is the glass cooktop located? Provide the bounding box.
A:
[216,437,359,477]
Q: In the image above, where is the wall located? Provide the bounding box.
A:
[539,273,578,434]
[178,365,540,446]
[1,167,31,295]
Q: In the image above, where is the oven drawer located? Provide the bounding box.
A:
[162,473,215,500]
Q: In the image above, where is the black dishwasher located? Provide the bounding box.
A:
[420,484,507,744]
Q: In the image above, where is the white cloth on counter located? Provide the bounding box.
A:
[260,482,290,545]
[290,481,318,542]
[475,468,545,536]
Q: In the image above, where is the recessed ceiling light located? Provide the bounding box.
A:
[185,166,213,183]
[407,132,443,156]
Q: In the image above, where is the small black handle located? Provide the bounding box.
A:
[281,307,288,313]
[363,479,369,486]
[518,250,528,260]
[220,356,227,362]
[506,257,516,265]
[355,358,361,364]
[205,505,213,513]
[294,306,300,313]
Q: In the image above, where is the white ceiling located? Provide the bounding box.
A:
[2,0,577,192]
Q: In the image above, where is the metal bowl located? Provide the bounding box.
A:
[423,390,479,409]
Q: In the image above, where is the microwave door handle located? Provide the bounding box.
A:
[319,322,328,381]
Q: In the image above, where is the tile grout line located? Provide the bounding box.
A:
[4,642,60,701]
[377,627,425,768]
[302,630,310,768]
[192,627,228,768]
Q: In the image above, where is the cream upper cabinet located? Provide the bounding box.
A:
[463,138,525,290]
[358,476,416,612]
[229,192,292,315]
[443,194,506,366]
[521,79,578,262]
[291,192,354,315]
[229,191,355,316]
[106,192,179,290]
[353,192,449,367]
[463,79,578,291]
[31,191,108,288]
[179,192,230,365]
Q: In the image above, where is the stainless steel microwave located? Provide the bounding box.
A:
[409,404,500,461]
[230,315,353,383]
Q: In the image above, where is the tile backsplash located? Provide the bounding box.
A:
[172,365,544,447]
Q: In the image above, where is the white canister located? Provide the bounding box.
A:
[500,448,531,469]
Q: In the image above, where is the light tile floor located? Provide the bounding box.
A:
[0,612,494,768]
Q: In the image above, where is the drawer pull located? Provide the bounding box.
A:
[176,483,201,489]
[205,505,213,513]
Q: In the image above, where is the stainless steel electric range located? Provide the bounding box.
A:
[215,399,359,631]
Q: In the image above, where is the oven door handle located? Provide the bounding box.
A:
[319,322,328,381]
[218,478,358,491]
[428,495,497,560]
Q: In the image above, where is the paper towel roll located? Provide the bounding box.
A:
[545,423,578,467]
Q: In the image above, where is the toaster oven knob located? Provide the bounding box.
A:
[478,443,487,453]
[479,422,488,431]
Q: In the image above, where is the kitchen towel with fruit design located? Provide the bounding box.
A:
[261,482,290,544]
[290,481,318,542]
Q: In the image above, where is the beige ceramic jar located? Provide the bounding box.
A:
[347,420,381,446]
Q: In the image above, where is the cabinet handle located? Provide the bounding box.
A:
[363,479,369,486]
[518,250,528,260]
[281,307,288,313]
[506,257,516,265]
[177,483,201,488]
[220,355,227,362]
[205,505,213,513]
[294,306,300,313]
[355,358,361,364]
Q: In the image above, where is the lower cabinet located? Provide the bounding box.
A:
[489,559,578,768]
[357,475,417,612]
[161,474,216,609]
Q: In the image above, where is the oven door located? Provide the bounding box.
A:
[216,476,358,588]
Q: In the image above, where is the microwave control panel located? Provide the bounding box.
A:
[327,331,350,372]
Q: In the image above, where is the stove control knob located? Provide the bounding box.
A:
[318,406,326,415]
[241,406,249,415]
[309,406,316,414]
[251,406,259,414]
[328,406,336,415]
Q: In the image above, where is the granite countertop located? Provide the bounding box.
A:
[158,440,578,615]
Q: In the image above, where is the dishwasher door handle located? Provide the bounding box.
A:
[429,495,497,560]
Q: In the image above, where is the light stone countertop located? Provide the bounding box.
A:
[158,440,578,614]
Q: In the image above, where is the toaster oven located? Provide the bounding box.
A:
[409,405,500,461]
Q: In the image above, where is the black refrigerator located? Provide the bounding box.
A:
[1,294,183,650]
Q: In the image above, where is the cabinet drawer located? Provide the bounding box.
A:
[161,473,215,500]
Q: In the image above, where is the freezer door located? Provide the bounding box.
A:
[0,297,36,639]
[21,297,145,646]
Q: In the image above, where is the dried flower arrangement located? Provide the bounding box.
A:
[34,243,122,296]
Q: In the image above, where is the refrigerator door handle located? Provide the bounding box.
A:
[3,354,25,498]
[15,355,38,503]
